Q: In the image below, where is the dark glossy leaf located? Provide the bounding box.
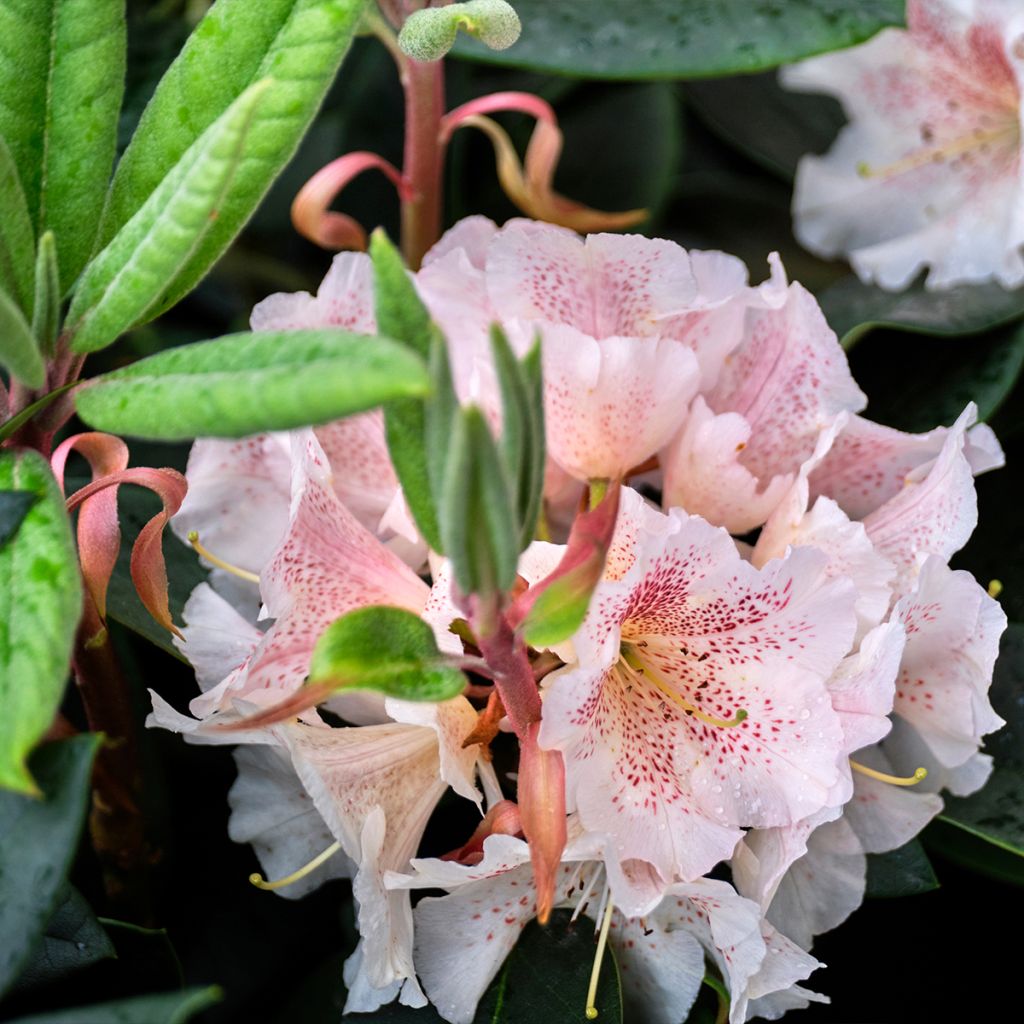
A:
[451,0,903,79]
[0,736,100,997]
[371,229,443,552]
[2,986,221,1024]
[0,450,83,793]
[684,71,844,180]
[0,491,36,547]
[819,274,1024,349]
[848,321,1024,434]
[939,623,1024,858]
[354,909,621,1023]
[0,0,126,286]
[13,884,116,991]
[103,0,368,314]
[864,839,939,898]
[98,919,185,991]
[309,606,466,702]
[74,329,430,440]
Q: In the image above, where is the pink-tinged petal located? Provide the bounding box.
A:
[763,815,865,951]
[173,583,262,692]
[172,434,292,577]
[783,13,1024,290]
[145,690,282,746]
[745,924,827,1020]
[385,697,482,806]
[862,406,982,589]
[525,321,700,481]
[844,754,943,854]
[486,221,698,338]
[706,282,866,485]
[810,411,1003,520]
[892,556,1006,768]
[251,251,376,332]
[227,745,354,900]
[422,215,498,270]
[829,621,905,755]
[661,397,794,533]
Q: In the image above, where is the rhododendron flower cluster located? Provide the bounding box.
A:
[151,217,1006,1021]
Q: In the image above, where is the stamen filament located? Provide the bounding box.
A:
[857,125,1016,180]
[249,840,342,891]
[187,531,261,584]
[585,897,615,1020]
[850,760,927,787]
[620,650,747,729]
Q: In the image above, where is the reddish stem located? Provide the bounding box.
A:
[473,608,542,738]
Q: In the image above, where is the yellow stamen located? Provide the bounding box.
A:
[187,531,261,584]
[620,648,747,729]
[585,897,615,1019]
[988,579,1004,599]
[249,840,342,891]
[857,125,1016,180]
[850,760,927,787]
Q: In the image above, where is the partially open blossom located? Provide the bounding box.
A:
[783,0,1024,290]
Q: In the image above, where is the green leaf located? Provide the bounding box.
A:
[308,606,466,702]
[74,328,430,441]
[0,450,82,794]
[67,79,273,354]
[451,0,903,79]
[12,884,116,992]
[102,0,369,313]
[684,70,844,181]
[0,282,45,388]
[0,383,76,445]
[0,0,126,287]
[32,231,60,354]
[354,909,622,1023]
[0,136,36,315]
[847,321,1024,434]
[938,623,1024,858]
[440,406,519,599]
[424,332,461,530]
[0,735,100,996]
[0,490,36,547]
[864,839,939,898]
[818,274,1024,349]
[2,987,222,1024]
[370,229,443,552]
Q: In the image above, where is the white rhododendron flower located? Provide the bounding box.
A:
[784,0,1024,290]
[151,215,1007,1022]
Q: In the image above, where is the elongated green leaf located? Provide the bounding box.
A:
[0,736,100,996]
[371,230,443,552]
[75,329,430,440]
[32,232,60,354]
[0,491,36,547]
[103,0,368,312]
[441,406,518,598]
[451,0,903,79]
[864,839,939,898]
[12,884,116,992]
[939,623,1024,858]
[0,136,35,314]
[0,383,76,445]
[0,284,44,388]
[0,0,125,287]
[308,606,466,702]
[3,987,221,1024]
[819,274,1024,349]
[0,450,82,793]
[847,322,1024,434]
[67,79,272,354]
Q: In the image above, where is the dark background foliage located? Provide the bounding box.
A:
[4,1,1024,1021]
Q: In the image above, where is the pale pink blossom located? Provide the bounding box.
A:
[784,0,1024,290]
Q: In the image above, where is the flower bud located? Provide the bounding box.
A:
[398,0,521,62]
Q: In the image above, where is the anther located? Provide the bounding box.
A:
[249,840,342,891]
[988,579,1003,599]
[850,760,927,787]
[585,898,615,1019]
[187,531,261,584]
